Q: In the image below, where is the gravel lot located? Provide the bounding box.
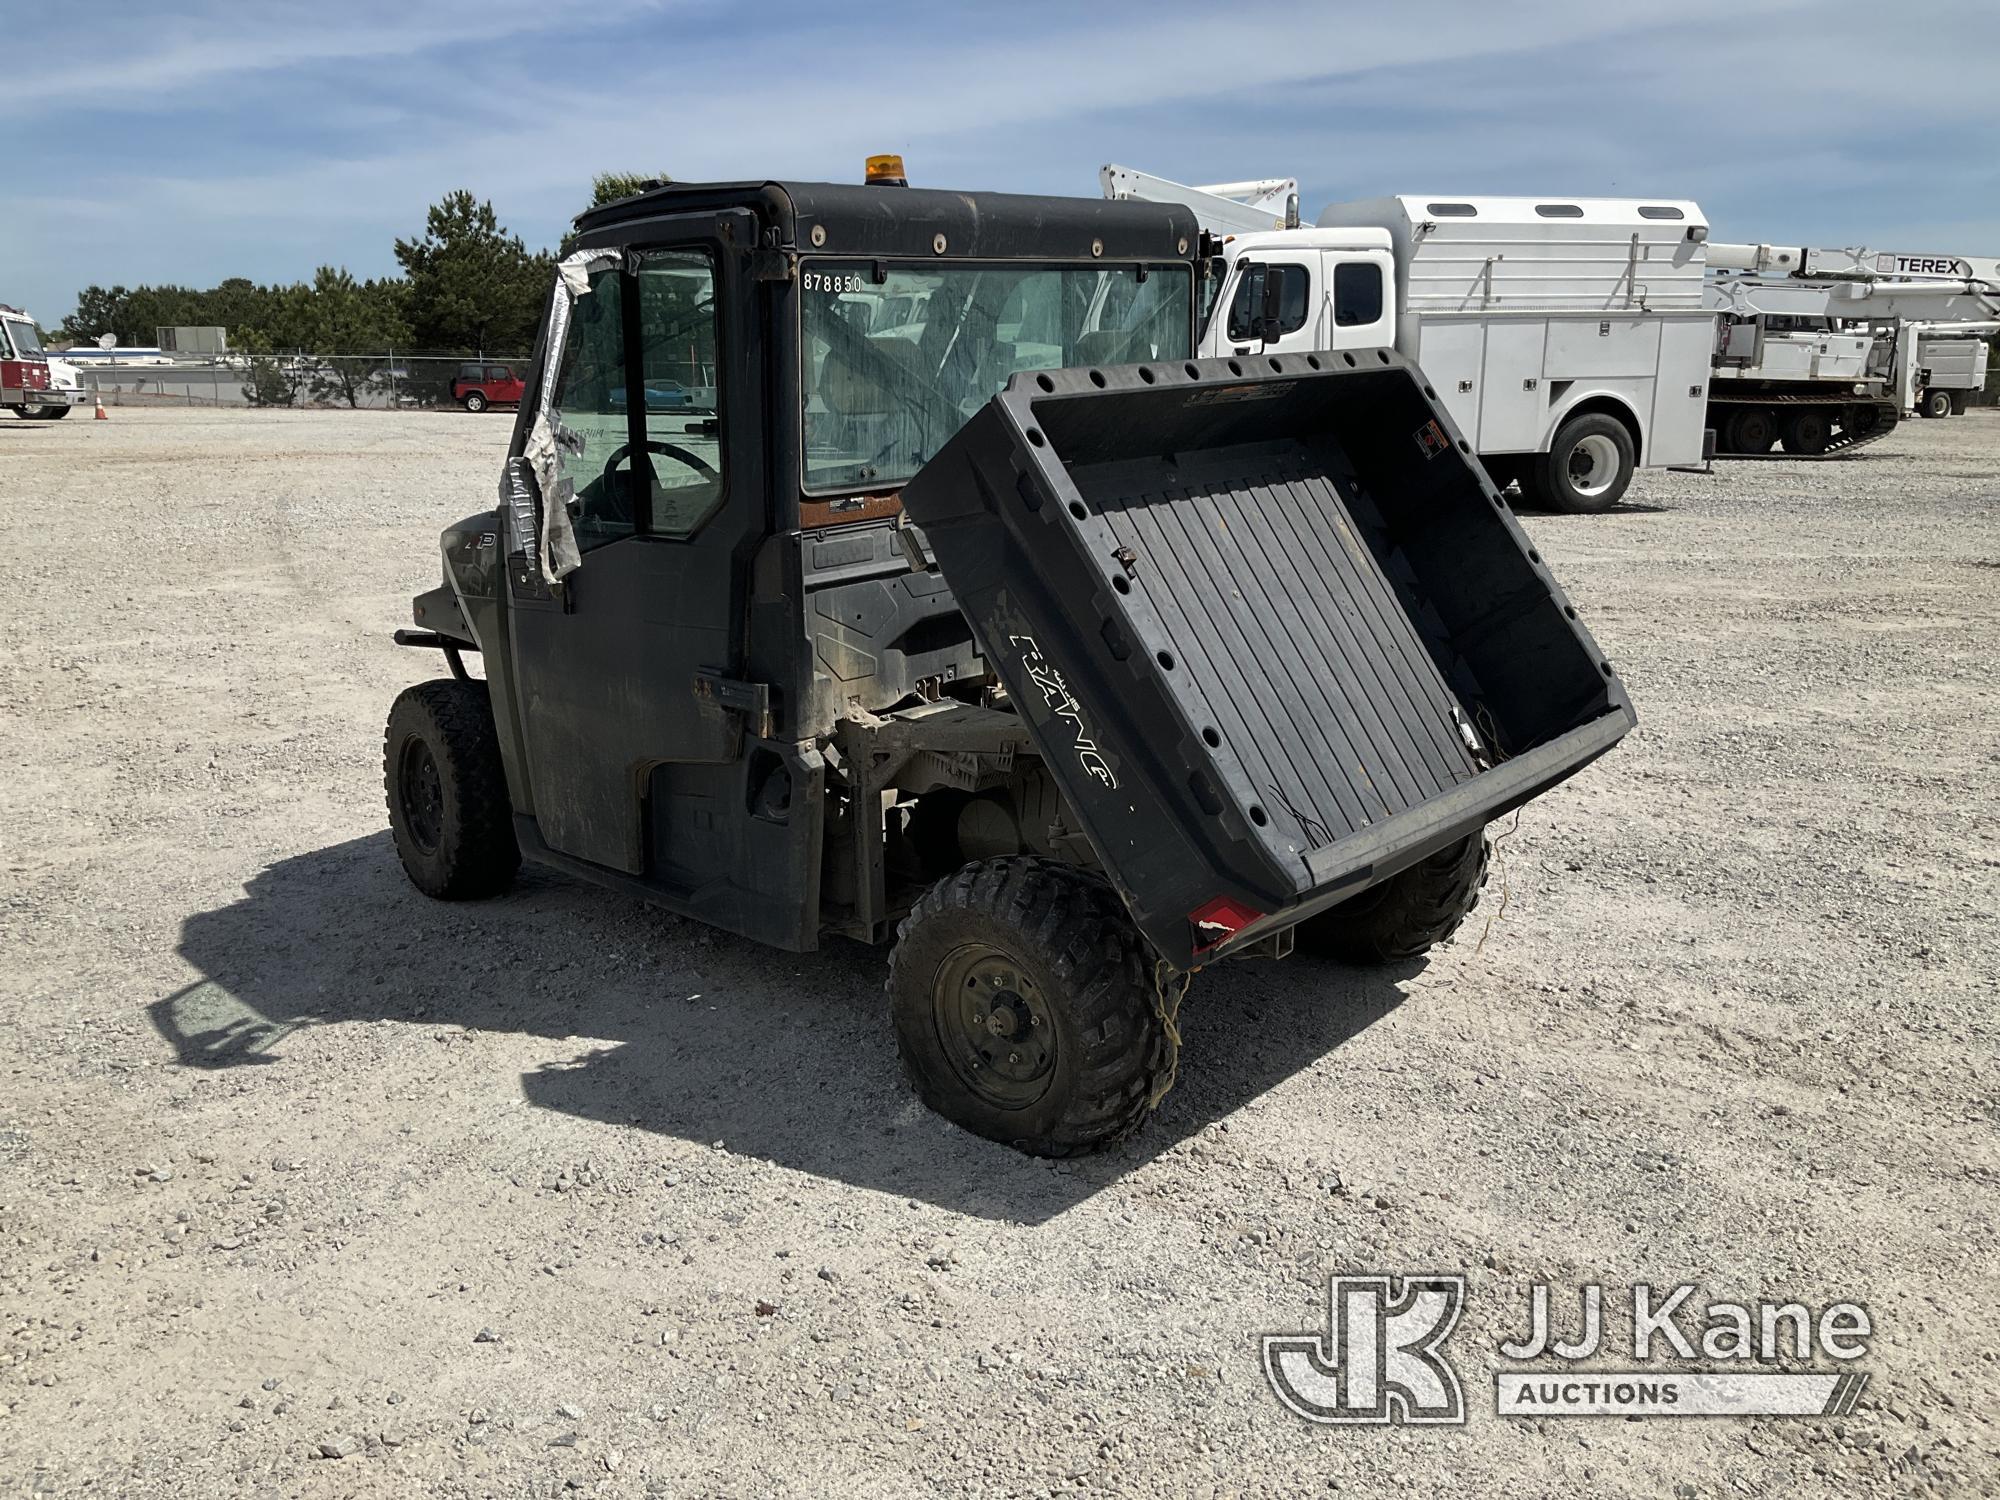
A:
[2,406,1996,1498]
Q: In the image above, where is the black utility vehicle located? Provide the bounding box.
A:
[386,177,1634,1155]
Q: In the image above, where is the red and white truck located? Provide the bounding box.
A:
[3,305,87,419]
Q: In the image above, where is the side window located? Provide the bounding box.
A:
[1225,263,1311,343]
[1333,262,1384,327]
[632,251,726,539]
[552,268,635,553]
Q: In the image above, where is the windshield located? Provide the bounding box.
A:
[2,318,44,359]
[801,262,1191,491]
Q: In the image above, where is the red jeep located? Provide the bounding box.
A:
[450,362,526,412]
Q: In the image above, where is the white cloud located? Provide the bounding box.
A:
[10,0,2000,322]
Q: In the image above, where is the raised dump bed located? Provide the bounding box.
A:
[901,349,1634,967]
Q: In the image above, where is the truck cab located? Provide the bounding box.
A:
[1199,228,1397,359]
[3,306,83,419]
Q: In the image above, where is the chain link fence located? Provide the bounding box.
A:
[61,353,535,411]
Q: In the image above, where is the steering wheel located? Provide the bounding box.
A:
[582,438,718,528]
[601,437,717,489]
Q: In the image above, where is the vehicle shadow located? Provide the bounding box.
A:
[158,834,1416,1223]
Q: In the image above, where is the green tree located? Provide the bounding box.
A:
[301,268,410,407]
[560,172,667,255]
[394,190,550,355]
[590,172,661,209]
[62,285,132,344]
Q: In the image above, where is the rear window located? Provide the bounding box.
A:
[1333,263,1384,327]
[458,362,483,378]
[800,261,1191,492]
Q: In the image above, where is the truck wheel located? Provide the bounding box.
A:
[1921,389,1952,419]
[1780,409,1832,455]
[461,391,488,413]
[384,679,520,899]
[1294,834,1489,965]
[7,406,31,419]
[1949,392,1969,416]
[1724,409,1776,454]
[1523,414,1634,514]
[888,858,1176,1157]
[34,406,70,420]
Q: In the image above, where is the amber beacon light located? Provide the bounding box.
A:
[864,154,909,187]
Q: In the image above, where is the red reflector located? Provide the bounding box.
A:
[1189,895,1263,952]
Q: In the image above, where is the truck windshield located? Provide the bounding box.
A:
[2,319,44,358]
[801,262,1190,491]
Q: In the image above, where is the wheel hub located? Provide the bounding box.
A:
[1566,433,1621,498]
[398,736,444,854]
[932,944,1057,1110]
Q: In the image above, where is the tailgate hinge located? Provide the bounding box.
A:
[693,670,776,740]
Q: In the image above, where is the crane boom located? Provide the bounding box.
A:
[1100,163,1299,237]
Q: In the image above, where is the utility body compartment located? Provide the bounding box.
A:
[901,350,1634,968]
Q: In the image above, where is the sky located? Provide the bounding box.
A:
[6,0,1999,327]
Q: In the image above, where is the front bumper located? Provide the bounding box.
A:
[3,386,87,407]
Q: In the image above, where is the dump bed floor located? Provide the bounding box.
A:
[1076,444,1479,851]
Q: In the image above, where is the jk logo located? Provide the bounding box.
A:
[1262,1275,1466,1425]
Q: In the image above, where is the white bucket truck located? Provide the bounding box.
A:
[1101,167,1715,513]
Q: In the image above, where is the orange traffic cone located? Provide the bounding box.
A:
[93,394,108,420]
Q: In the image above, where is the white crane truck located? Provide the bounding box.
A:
[1102,166,1713,514]
[1703,243,2000,453]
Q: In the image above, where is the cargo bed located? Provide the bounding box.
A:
[900,351,1635,969]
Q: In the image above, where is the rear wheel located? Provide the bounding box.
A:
[1780,408,1832,455]
[888,858,1176,1157]
[384,679,519,899]
[1522,414,1635,514]
[1294,834,1489,965]
[1723,408,1777,454]
[1921,389,1952,419]
[461,390,488,413]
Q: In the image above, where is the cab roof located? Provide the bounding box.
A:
[573,179,1198,264]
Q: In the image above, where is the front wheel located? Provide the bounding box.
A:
[1294,834,1489,965]
[1522,413,1635,514]
[461,391,488,413]
[384,679,520,899]
[888,858,1177,1157]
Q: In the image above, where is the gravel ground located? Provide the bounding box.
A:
[1,406,1995,1498]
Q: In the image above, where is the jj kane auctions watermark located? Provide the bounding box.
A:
[1263,1275,1872,1425]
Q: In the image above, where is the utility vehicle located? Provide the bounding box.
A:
[384,174,1635,1155]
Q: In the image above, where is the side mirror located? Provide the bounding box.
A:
[1258,266,1285,345]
